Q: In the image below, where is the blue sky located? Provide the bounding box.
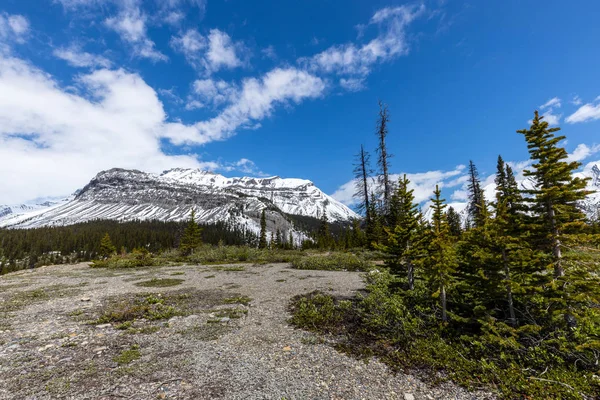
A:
[0,0,599,207]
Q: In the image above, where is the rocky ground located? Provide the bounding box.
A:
[0,262,494,400]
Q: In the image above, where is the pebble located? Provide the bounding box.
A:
[404,394,415,400]
[95,323,111,329]
[80,297,91,302]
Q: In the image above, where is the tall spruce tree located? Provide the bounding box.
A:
[353,145,373,231]
[258,209,268,249]
[446,207,462,238]
[379,174,421,289]
[317,213,332,249]
[424,185,457,322]
[375,101,393,213]
[179,209,203,255]
[467,160,486,228]
[518,111,592,278]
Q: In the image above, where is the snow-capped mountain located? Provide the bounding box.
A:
[0,168,359,235]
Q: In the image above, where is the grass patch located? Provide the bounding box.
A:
[170,271,185,276]
[213,266,246,272]
[90,246,305,269]
[276,279,286,282]
[0,285,83,313]
[291,253,371,272]
[224,295,252,306]
[113,345,141,365]
[177,323,230,341]
[92,289,238,326]
[134,278,184,288]
[204,275,216,279]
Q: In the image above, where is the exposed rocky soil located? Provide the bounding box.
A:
[0,263,493,399]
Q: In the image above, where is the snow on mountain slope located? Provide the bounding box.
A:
[0,168,359,234]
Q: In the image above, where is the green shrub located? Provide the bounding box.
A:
[289,270,600,399]
[291,253,371,271]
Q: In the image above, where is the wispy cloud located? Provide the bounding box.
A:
[566,97,600,124]
[163,67,326,145]
[299,4,425,82]
[567,143,600,162]
[105,4,168,62]
[53,45,112,68]
[171,28,246,74]
[0,13,30,45]
[540,97,561,110]
[331,165,466,207]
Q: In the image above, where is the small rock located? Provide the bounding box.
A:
[95,323,111,329]
[80,297,91,302]
[93,346,107,353]
[283,346,292,352]
[38,344,55,352]
[219,317,230,323]
[404,394,415,400]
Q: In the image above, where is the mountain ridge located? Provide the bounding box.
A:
[0,168,359,237]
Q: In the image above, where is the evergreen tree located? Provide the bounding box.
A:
[275,228,282,249]
[517,111,592,278]
[288,231,294,250]
[423,185,457,322]
[353,145,373,233]
[375,101,393,212]
[258,209,268,249]
[179,209,202,255]
[379,175,421,289]
[317,213,332,249]
[446,206,462,238]
[99,233,116,258]
[467,160,486,228]
[366,192,384,248]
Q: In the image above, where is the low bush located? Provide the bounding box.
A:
[289,269,600,399]
[291,252,371,271]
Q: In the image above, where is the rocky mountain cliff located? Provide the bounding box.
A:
[0,168,359,237]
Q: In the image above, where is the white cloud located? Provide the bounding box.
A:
[105,4,167,62]
[331,165,465,207]
[221,158,267,176]
[0,13,30,45]
[0,52,254,203]
[53,45,112,68]
[567,143,600,162]
[540,110,562,126]
[171,28,246,74]
[571,95,582,106]
[339,77,366,92]
[261,45,277,60]
[566,98,600,124]
[190,78,237,108]
[299,4,425,77]
[540,97,561,110]
[163,67,326,145]
[54,0,107,9]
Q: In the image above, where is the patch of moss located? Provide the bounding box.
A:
[134,278,184,288]
[113,345,141,365]
[224,296,252,306]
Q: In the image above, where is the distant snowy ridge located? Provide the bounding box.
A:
[0,168,359,238]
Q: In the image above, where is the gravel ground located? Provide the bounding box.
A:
[0,262,494,400]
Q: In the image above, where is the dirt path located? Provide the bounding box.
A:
[0,263,492,400]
